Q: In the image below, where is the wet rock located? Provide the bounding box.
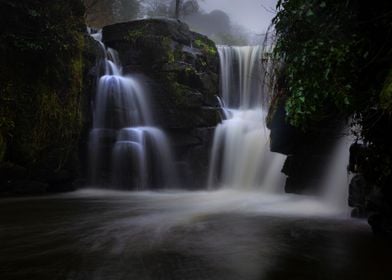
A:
[101,19,221,188]
[268,100,302,155]
[267,95,345,194]
[348,143,368,173]
[11,181,49,195]
[349,175,370,218]
[0,163,29,194]
[103,18,192,46]
[102,19,221,129]
[347,118,392,235]
[0,163,28,184]
[367,189,392,236]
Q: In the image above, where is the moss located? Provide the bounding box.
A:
[171,82,188,106]
[194,38,217,56]
[124,22,162,44]
[380,68,392,111]
[127,30,177,65]
[126,29,144,43]
[162,37,190,66]
[0,0,88,182]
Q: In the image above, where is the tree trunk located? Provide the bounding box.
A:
[175,0,180,19]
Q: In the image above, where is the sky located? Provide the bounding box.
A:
[199,0,278,34]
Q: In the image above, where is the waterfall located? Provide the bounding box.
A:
[321,130,353,212]
[208,46,286,190]
[88,31,177,189]
[218,46,265,109]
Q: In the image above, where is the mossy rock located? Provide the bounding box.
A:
[380,68,392,111]
[103,18,193,45]
[102,18,221,129]
[0,0,97,193]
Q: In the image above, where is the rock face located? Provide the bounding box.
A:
[348,174,370,218]
[348,125,392,236]
[267,96,344,194]
[102,19,221,188]
[0,1,101,195]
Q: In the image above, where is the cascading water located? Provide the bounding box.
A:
[208,46,286,190]
[88,32,176,189]
[321,130,353,212]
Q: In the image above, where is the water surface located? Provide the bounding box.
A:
[1,189,391,280]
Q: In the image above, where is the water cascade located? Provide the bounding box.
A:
[88,32,176,189]
[208,46,286,190]
[321,131,353,212]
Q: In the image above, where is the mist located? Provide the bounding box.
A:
[181,0,278,45]
[183,0,278,45]
[84,0,278,45]
[200,0,277,33]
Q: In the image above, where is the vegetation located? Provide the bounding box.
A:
[0,0,90,187]
[273,1,356,127]
[272,0,392,232]
[273,0,392,129]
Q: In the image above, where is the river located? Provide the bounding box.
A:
[1,189,391,280]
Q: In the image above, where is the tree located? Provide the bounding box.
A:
[83,0,114,27]
[113,0,140,22]
[83,0,140,27]
[175,0,181,19]
[141,0,201,19]
[142,0,171,17]
[182,0,200,17]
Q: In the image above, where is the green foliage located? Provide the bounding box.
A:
[273,0,392,197]
[273,0,392,130]
[273,0,362,128]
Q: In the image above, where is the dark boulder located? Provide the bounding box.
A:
[102,19,220,127]
[11,181,49,195]
[347,126,392,235]
[267,96,302,155]
[102,19,221,188]
[348,174,370,218]
[348,143,368,173]
[267,95,345,194]
[367,189,392,236]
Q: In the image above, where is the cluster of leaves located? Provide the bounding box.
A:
[273,0,364,128]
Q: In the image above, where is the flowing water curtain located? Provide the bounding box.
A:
[218,46,266,109]
[88,31,177,189]
[208,46,286,191]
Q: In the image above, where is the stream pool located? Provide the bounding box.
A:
[0,189,391,280]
